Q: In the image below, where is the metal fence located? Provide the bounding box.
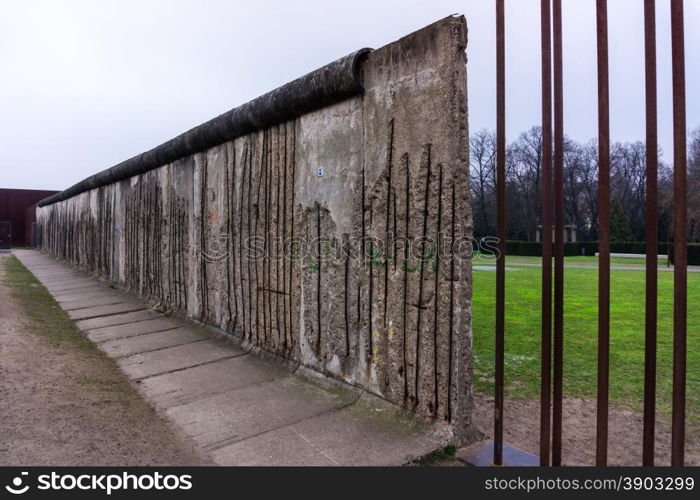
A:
[492,0,688,466]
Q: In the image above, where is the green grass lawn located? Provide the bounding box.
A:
[474,253,667,266]
[472,265,699,424]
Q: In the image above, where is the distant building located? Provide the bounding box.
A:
[535,223,578,243]
[0,188,58,248]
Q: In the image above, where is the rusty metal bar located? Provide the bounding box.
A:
[595,0,611,467]
[551,0,564,467]
[642,0,658,467]
[494,0,506,467]
[539,0,553,468]
[670,0,687,468]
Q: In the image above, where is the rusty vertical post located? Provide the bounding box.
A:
[539,0,553,468]
[494,0,506,467]
[595,0,611,467]
[642,0,658,467]
[670,0,687,468]
[551,0,564,467]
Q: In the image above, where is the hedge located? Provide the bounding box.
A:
[504,240,598,257]
[668,243,700,266]
[500,240,700,264]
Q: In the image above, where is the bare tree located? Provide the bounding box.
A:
[688,127,700,241]
[508,126,543,240]
[563,138,590,238]
[573,140,599,240]
[467,125,683,244]
[469,129,497,237]
[610,141,646,240]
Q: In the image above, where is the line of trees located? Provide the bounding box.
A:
[470,126,700,243]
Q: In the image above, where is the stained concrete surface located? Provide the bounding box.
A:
[14,250,444,466]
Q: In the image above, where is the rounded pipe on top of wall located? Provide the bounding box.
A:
[38,48,373,208]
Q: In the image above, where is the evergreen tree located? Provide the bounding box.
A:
[610,198,633,242]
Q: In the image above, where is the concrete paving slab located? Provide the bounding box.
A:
[165,377,357,451]
[49,286,118,302]
[87,317,182,341]
[28,265,79,272]
[48,285,104,296]
[139,355,288,408]
[43,279,98,289]
[20,264,62,270]
[46,282,107,293]
[219,399,441,466]
[61,295,140,311]
[99,327,216,358]
[17,261,59,268]
[30,266,82,274]
[68,302,146,320]
[38,275,83,281]
[213,396,441,466]
[55,290,129,304]
[40,275,93,283]
[75,310,159,331]
[33,273,85,281]
[31,271,76,277]
[119,338,244,380]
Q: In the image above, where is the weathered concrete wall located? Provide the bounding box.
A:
[37,16,474,442]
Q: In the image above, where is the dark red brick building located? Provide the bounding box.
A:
[0,188,59,248]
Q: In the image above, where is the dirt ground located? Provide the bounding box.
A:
[471,392,700,466]
[0,253,206,466]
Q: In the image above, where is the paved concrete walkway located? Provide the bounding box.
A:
[14,250,442,466]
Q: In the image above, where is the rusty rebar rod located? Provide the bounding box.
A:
[540,0,554,468]
[670,0,687,468]
[551,0,565,467]
[494,0,507,467]
[642,0,658,467]
[595,0,611,467]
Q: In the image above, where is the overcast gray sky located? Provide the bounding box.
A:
[1,0,697,191]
